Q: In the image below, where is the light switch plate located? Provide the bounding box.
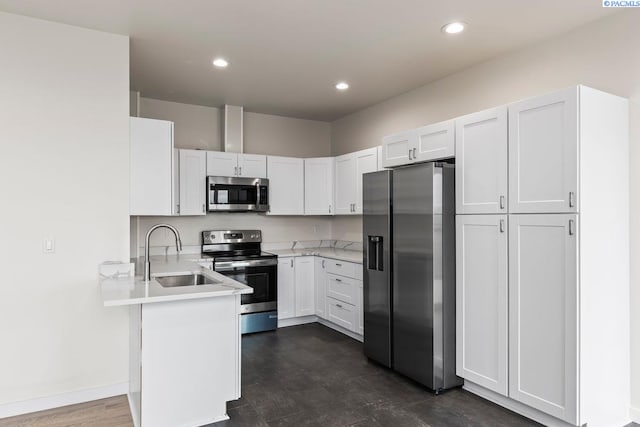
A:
[43,238,55,254]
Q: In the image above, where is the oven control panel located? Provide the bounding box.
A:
[202,230,262,244]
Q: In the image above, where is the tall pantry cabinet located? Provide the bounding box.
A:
[455,86,629,427]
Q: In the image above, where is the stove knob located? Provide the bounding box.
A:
[210,233,216,241]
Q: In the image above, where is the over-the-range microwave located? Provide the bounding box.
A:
[207,176,269,212]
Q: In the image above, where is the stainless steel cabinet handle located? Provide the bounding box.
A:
[322,260,325,268]
[408,149,412,161]
[238,167,242,176]
[177,204,180,214]
[569,192,575,208]
[500,219,505,233]
[335,278,342,282]
[329,204,332,213]
[202,203,205,213]
[336,303,343,308]
[500,195,505,210]
[412,147,416,159]
[290,259,293,267]
[569,219,575,236]
[234,166,238,175]
[335,263,342,266]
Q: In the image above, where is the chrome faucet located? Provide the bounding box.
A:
[144,224,182,281]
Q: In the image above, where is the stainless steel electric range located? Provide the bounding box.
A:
[201,230,277,334]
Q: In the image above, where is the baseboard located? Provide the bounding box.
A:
[630,405,640,423]
[463,381,573,427]
[0,382,128,419]
[317,318,363,342]
[278,315,318,328]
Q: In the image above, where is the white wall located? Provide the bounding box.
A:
[0,12,130,407]
[330,10,640,414]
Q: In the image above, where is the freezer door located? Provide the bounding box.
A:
[363,170,392,367]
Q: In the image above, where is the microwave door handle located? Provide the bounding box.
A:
[255,182,261,207]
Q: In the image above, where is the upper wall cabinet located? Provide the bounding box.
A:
[304,157,334,215]
[267,156,304,215]
[335,147,378,215]
[381,120,454,168]
[176,149,207,216]
[414,120,455,162]
[130,117,177,216]
[508,87,578,214]
[455,107,508,214]
[206,151,267,179]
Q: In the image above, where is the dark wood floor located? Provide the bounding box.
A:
[1,323,544,427]
[211,323,540,427]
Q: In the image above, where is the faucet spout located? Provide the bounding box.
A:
[144,224,183,282]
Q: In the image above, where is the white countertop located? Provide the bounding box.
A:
[100,255,253,307]
[265,248,363,264]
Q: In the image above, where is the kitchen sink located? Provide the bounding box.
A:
[155,273,219,288]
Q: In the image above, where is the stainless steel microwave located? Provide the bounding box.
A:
[207,176,269,212]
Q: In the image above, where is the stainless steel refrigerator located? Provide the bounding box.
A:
[363,162,461,393]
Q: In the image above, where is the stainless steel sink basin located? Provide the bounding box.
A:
[155,273,218,288]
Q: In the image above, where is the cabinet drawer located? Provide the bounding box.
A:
[326,297,356,332]
[326,273,357,305]
[325,259,358,278]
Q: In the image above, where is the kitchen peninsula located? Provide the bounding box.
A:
[100,254,252,427]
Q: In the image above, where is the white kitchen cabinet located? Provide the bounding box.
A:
[238,153,268,178]
[326,297,356,332]
[277,257,295,320]
[206,151,267,178]
[381,130,414,168]
[456,215,508,396]
[414,119,455,162]
[206,151,238,177]
[326,273,357,305]
[508,87,578,214]
[334,153,356,215]
[455,107,508,214]
[267,156,304,215]
[294,257,315,316]
[508,214,578,424]
[315,258,328,318]
[376,146,384,170]
[177,149,207,216]
[335,148,378,215]
[130,117,177,216]
[304,157,334,215]
[354,147,378,214]
[381,120,454,168]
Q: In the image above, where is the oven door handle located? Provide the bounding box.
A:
[214,259,278,270]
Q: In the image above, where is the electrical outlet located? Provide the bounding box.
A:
[43,238,55,254]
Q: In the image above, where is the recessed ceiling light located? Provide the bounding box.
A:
[442,22,466,34]
[212,58,229,68]
[335,82,349,91]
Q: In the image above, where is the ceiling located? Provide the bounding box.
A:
[0,1,616,121]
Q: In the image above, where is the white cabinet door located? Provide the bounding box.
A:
[335,153,356,215]
[456,107,508,214]
[376,146,384,171]
[509,214,578,424]
[414,120,455,162]
[456,215,508,396]
[294,257,315,317]
[130,117,176,216]
[178,149,207,216]
[277,258,295,320]
[237,153,267,178]
[206,151,238,177]
[304,157,334,215]
[509,88,578,213]
[357,281,363,335]
[315,258,327,318]
[354,148,378,214]
[382,130,415,167]
[267,156,304,215]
